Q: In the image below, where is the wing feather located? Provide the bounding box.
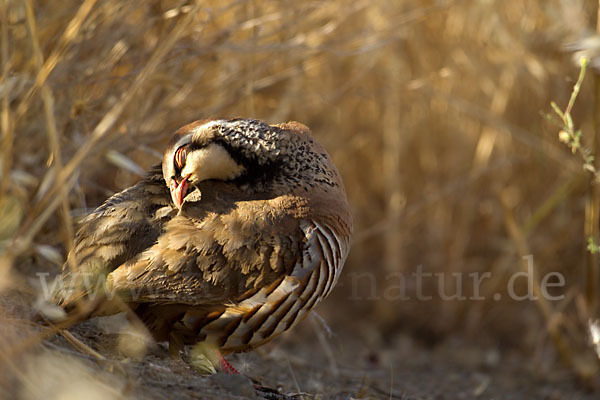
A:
[55,164,172,307]
[106,204,304,306]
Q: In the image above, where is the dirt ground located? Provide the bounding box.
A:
[1,291,595,400]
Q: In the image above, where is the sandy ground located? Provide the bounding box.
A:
[1,290,595,400]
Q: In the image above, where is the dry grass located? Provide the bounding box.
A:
[2,0,600,397]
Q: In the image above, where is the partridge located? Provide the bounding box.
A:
[53,118,352,372]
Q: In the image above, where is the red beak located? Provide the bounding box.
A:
[170,175,190,209]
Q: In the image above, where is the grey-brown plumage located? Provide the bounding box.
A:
[55,118,352,370]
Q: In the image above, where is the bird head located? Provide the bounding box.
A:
[163,118,343,209]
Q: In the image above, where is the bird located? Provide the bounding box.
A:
[50,118,353,373]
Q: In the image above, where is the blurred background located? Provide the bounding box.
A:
[3,0,600,397]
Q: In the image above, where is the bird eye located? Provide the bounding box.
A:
[174,145,188,170]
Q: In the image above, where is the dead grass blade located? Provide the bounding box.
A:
[0,0,12,200]
[13,2,202,259]
[13,0,98,124]
[24,0,75,270]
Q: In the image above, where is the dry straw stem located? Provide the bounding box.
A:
[13,0,98,124]
[500,189,598,381]
[6,293,135,361]
[0,0,12,200]
[12,2,201,258]
[0,0,98,281]
[23,0,76,270]
[59,329,106,362]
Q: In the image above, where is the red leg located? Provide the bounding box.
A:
[217,352,239,374]
[190,342,238,375]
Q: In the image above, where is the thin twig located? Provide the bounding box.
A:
[59,329,106,361]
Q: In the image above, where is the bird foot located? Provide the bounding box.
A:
[190,342,238,374]
[189,353,218,374]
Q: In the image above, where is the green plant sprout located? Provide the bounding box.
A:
[551,57,599,180]
[587,236,600,254]
[551,57,600,255]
